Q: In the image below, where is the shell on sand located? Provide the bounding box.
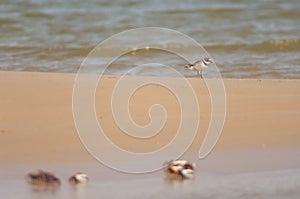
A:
[69,172,89,184]
[164,160,196,180]
[26,170,61,186]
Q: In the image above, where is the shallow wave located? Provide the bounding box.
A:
[161,7,244,15]
[205,39,300,53]
[1,38,299,78]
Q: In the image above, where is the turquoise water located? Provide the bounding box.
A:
[1,0,300,78]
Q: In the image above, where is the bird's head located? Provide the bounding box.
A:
[203,57,213,65]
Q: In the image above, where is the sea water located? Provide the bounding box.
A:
[1,0,300,78]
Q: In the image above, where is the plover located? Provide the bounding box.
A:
[26,170,61,186]
[185,57,213,78]
[164,160,196,180]
[69,172,89,184]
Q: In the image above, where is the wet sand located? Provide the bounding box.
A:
[0,71,300,198]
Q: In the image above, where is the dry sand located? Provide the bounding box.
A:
[1,71,300,198]
[0,71,299,163]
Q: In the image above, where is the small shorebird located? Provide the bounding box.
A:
[26,170,61,186]
[185,57,213,78]
[164,160,196,180]
[69,172,89,184]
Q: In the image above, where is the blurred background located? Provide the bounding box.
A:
[1,0,300,78]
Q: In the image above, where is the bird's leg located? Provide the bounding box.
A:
[197,70,203,78]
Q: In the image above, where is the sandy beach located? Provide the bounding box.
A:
[2,0,300,198]
[1,71,300,198]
